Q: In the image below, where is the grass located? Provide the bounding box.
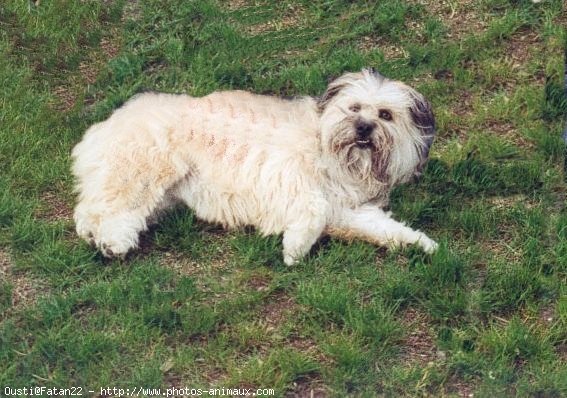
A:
[0,0,566,396]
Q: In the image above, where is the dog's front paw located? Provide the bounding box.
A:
[99,241,130,259]
[97,234,137,259]
[96,216,144,260]
[283,254,298,266]
[419,235,438,254]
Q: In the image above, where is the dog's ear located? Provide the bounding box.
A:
[367,67,384,80]
[317,77,346,111]
[409,93,436,174]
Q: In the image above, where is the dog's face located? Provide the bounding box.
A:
[318,69,435,186]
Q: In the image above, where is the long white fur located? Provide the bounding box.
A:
[72,69,437,264]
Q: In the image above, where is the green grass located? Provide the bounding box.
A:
[1,0,566,396]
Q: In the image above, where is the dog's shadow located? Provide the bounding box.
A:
[389,155,544,230]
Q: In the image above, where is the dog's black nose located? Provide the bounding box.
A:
[355,120,376,137]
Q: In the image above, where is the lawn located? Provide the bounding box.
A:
[0,0,566,396]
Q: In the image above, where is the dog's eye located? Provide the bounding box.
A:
[349,103,361,112]
[379,109,393,121]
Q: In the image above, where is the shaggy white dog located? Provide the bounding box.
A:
[72,69,437,265]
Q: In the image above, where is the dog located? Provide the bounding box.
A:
[72,69,437,265]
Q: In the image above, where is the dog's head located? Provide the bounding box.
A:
[318,69,435,186]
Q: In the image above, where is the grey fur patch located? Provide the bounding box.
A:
[317,79,345,111]
[410,95,435,173]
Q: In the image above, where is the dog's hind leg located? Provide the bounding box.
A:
[97,173,185,258]
[72,93,193,258]
[83,149,187,258]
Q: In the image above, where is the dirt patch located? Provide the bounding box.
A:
[441,90,475,142]
[360,0,489,55]
[122,0,142,22]
[286,374,329,398]
[453,90,475,118]
[52,85,78,112]
[557,343,567,362]
[0,249,11,278]
[287,333,329,365]
[505,30,541,72]
[246,274,271,292]
[444,375,476,398]
[158,251,211,276]
[36,191,73,222]
[259,291,297,329]
[203,367,227,385]
[257,292,330,363]
[158,249,233,306]
[0,248,48,315]
[78,61,98,85]
[446,90,536,149]
[485,120,520,137]
[162,372,184,389]
[479,237,523,266]
[359,36,408,59]
[79,29,122,85]
[225,0,251,11]
[399,307,439,365]
[100,36,121,59]
[412,0,489,41]
[485,120,536,150]
[52,27,122,112]
[486,194,537,210]
[538,304,555,324]
[244,5,304,35]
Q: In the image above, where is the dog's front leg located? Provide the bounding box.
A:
[281,199,329,266]
[282,223,325,266]
[329,204,438,253]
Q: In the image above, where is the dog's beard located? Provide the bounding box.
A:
[329,119,393,185]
